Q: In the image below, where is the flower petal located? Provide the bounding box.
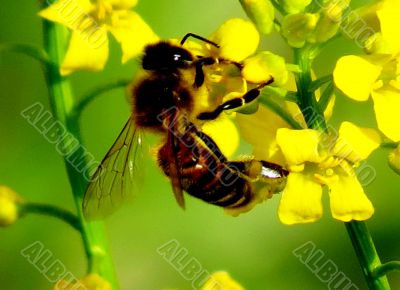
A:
[109,11,159,63]
[328,173,374,222]
[200,271,244,290]
[333,121,381,163]
[278,172,323,225]
[377,0,400,53]
[61,28,109,75]
[237,105,290,164]
[202,115,239,158]
[39,0,93,30]
[236,104,290,164]
[371,86,400,141]
[242,51,288,86]
[334,55,382,101]
[105,0,138,9]
[276,128,324,165]
[210,18,259,62]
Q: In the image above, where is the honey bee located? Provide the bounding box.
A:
[82,33,288,219]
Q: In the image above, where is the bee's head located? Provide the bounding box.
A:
[142,42,194,71]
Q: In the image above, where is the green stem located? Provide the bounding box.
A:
[20,202,81,231]
[309,74,332,92]
[0,43,50,64]
[269,0,286,14]
[294,47,326,131]
[380,141,398,149]
[345,222,390,289]
[259,92,303,129]
[42,17,120,290]
[373,261,400,278]
[318,81,334,113]
[72,78,131,120]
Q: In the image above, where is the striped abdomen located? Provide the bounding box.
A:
[157,125,288,209]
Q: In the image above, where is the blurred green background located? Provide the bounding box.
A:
[1,0,399,289]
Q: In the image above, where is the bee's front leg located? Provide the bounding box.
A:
[197,78,274,120]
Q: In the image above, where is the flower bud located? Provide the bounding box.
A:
[0,185,21,227]
[239,0,275,34]
[281,13,318,47]
[389,145,400,175]
[54,273,111,290]
[280,0,312,13]
[242,51,288,86]
[339,1,382,48]
[311,0,350,43]
[201,271,244,290]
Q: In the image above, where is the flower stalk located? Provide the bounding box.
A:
[294,47,326,131]
[345,222,390,290]
[294,45,390,290]
[19,202,81,231]
[42,11,120,290]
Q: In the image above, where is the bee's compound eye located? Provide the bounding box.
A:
[173,54,181,61]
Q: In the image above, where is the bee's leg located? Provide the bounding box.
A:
[194,57,216,87]
[197,78,274,120]
[218,58,243,70]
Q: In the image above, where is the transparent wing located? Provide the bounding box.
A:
[166,128,185,209]
[83,117,144,220]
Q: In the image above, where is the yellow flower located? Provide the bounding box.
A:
[236,104,294,165]
[181,18,262,158]
[207,18,260,62]
[0,185,22,227]
[236,70,335,165]
[276,122,380,224]
[54,273,111,290]
[334,0,400,141]
[201,271,245,290]
[39,0,158,75]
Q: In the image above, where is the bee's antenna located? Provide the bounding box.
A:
[180,33,220,48]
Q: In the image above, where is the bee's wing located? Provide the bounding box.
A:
[166,128,185,209]
[83,117,144,219]
[161,110,186,209]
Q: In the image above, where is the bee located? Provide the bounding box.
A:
[82,33,288,219]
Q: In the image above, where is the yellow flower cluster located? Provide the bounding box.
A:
[38,0,394,225]
[276,122,379,224]
[183,17,290,158]
[39,0,158,75]
[280,0,350,47]
[334,0,400,142]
